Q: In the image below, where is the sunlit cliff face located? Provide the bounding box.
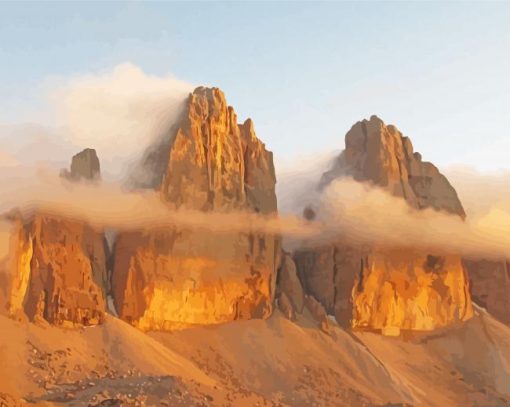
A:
[351,250,472,334]
[111,87,280,330]
[294,115,473,335]
[1,67,510,336]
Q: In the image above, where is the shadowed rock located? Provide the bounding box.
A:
[464,259,510,324]
[61,148,101,181]
[276,253,304,318]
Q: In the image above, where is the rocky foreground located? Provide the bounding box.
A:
[1,306,510,406]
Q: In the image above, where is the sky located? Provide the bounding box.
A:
[1,1,510,172]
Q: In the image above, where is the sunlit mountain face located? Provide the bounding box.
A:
[2,2,510,406]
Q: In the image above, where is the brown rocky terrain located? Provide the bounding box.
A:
[1,305,510,406]
[112,87,280,330]
[293,116,473,335]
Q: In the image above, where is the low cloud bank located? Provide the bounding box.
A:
[1,65,510,263]
[315,177,510,260]
[0,168,315,239]
[52,63,192,176]
[277,156,510,260]
[1,166,510,262]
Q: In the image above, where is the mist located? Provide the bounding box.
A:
[0,168,316,238]
[278,155,510,260]
[1,162,510,263]
[314,177,510,260]
[1,64,510,264]
[0,63,193,178]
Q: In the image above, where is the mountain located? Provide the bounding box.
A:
[321,115,465,216]
[292,115,473,335]
[2,92,510,406]
[7,149,108,327]
[111,87,280,330]
[60,148,101,181]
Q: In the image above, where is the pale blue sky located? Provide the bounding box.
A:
[1,1,510,171]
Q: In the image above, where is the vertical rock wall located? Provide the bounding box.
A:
[112,87,280,330]
[294,116,473,334]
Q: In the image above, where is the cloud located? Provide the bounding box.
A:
[276,155,510,261]
[0,123,75,169]
[445,166,510,219]
[275,150,338,215]
[0,151,18,168]
[310,177,510,261]
[2,164,510,263]
[0,64,194,178]
[0,168,315,239]
[51,63,193,176]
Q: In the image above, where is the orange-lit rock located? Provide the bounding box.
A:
[295,116,473,334]
[112,87,280,330]
[321,115,465,217]
[8,149,108,326]
[352,251,472,332]
[8,215,108,326]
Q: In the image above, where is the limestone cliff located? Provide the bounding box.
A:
[112,87,280,330]
[8,149,108,326]
[8,216,108,326]
[294,116,473,335]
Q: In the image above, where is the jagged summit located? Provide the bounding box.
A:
[292,117,472,335]
[160,86,276,213]
[112,86,280,330]
[132,86,276,214]
[61,148,101,181]
[322,115,465,218]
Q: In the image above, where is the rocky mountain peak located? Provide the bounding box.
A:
[158,86,276,213]
[112,86,280,330]
[292,116,472,335]
[323,116,465,218]
[61,148,101,181]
